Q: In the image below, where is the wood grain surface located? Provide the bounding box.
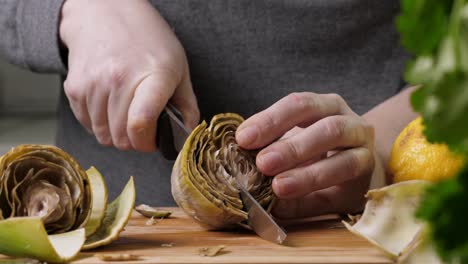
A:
[1,207,391,264]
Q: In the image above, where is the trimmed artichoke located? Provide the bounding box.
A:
[171,113,275,229]
[0,145,135,263]
[0,144,92,233]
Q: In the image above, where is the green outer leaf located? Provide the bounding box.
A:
[84,166,108,236]
[0,217,84,263]
[82,176,135,250]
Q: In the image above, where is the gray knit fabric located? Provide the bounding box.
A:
[1,1,408,205]
[0,0,66,73]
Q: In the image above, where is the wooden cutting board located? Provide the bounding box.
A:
[1,207,391,264]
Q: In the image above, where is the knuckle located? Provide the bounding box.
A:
[105,61,127,87]
[64,79,85,102]
[128,114,155,132]
[282,140,302,161]
[150,63,182,86]
[304,166,320,189]
[287,92,315,112]
[326,93,345,105]
[258,111,277,134]
[348,148,372,177]
[323,117,346,140]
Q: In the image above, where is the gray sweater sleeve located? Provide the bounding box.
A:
[0,0,67,74]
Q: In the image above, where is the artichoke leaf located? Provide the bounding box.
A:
[0,217,85,263]
[83,176,135,250]
[344,180,430,259]
[135,204,171,218]
[84,166,108,236]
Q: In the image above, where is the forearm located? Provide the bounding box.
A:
[363,86,418,174]
[0,0,66,73]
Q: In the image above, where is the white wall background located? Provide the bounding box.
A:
[0,59,60,115]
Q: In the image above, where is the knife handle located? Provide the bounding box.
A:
[156,106,183,161]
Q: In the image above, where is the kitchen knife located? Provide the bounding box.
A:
[238,184,287,244]
[156,103,191,160]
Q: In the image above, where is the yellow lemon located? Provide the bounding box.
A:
[388,117,465,183]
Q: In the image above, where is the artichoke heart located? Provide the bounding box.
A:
[171,113,275,229]
[0,145,135,263]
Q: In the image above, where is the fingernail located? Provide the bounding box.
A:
[236,125,258,146]
[273,176,296,197]
[257,152,283,174]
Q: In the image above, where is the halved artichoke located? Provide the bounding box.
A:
[171,113,275,229]
[0,145,135,263]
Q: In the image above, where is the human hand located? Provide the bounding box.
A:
[236,92,384,218]
[59,0,199,152]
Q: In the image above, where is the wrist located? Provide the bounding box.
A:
[59,0,81,47]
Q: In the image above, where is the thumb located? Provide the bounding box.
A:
[170,69,200,129]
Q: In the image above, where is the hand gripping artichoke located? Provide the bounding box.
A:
[0,145,135,263]
[171,113,276,230]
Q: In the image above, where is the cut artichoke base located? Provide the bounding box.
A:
[343,180,444,264]
[0,166,135,263]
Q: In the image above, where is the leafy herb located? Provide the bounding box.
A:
[397,0,453,55]
[398,0,468,262]
[398,0,468,153]
[416,165,468,262]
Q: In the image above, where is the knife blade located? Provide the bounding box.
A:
[156,103,192,160]
[238,184,287,244]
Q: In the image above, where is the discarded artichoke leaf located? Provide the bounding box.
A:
[344,180,430,259]
[0,217,85,263]
[83,177,135,250]
[95,253,140,261]
[198,245,226,257]
[161,243,175,247]
[172,113,275,230]
[84,166,108,236]
[135,204,172,218]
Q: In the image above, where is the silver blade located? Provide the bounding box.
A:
[238,186,287,244]
[164,103,192,152]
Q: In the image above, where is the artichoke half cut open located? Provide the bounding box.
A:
[172,113,275,229]
[0,145,135,263]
